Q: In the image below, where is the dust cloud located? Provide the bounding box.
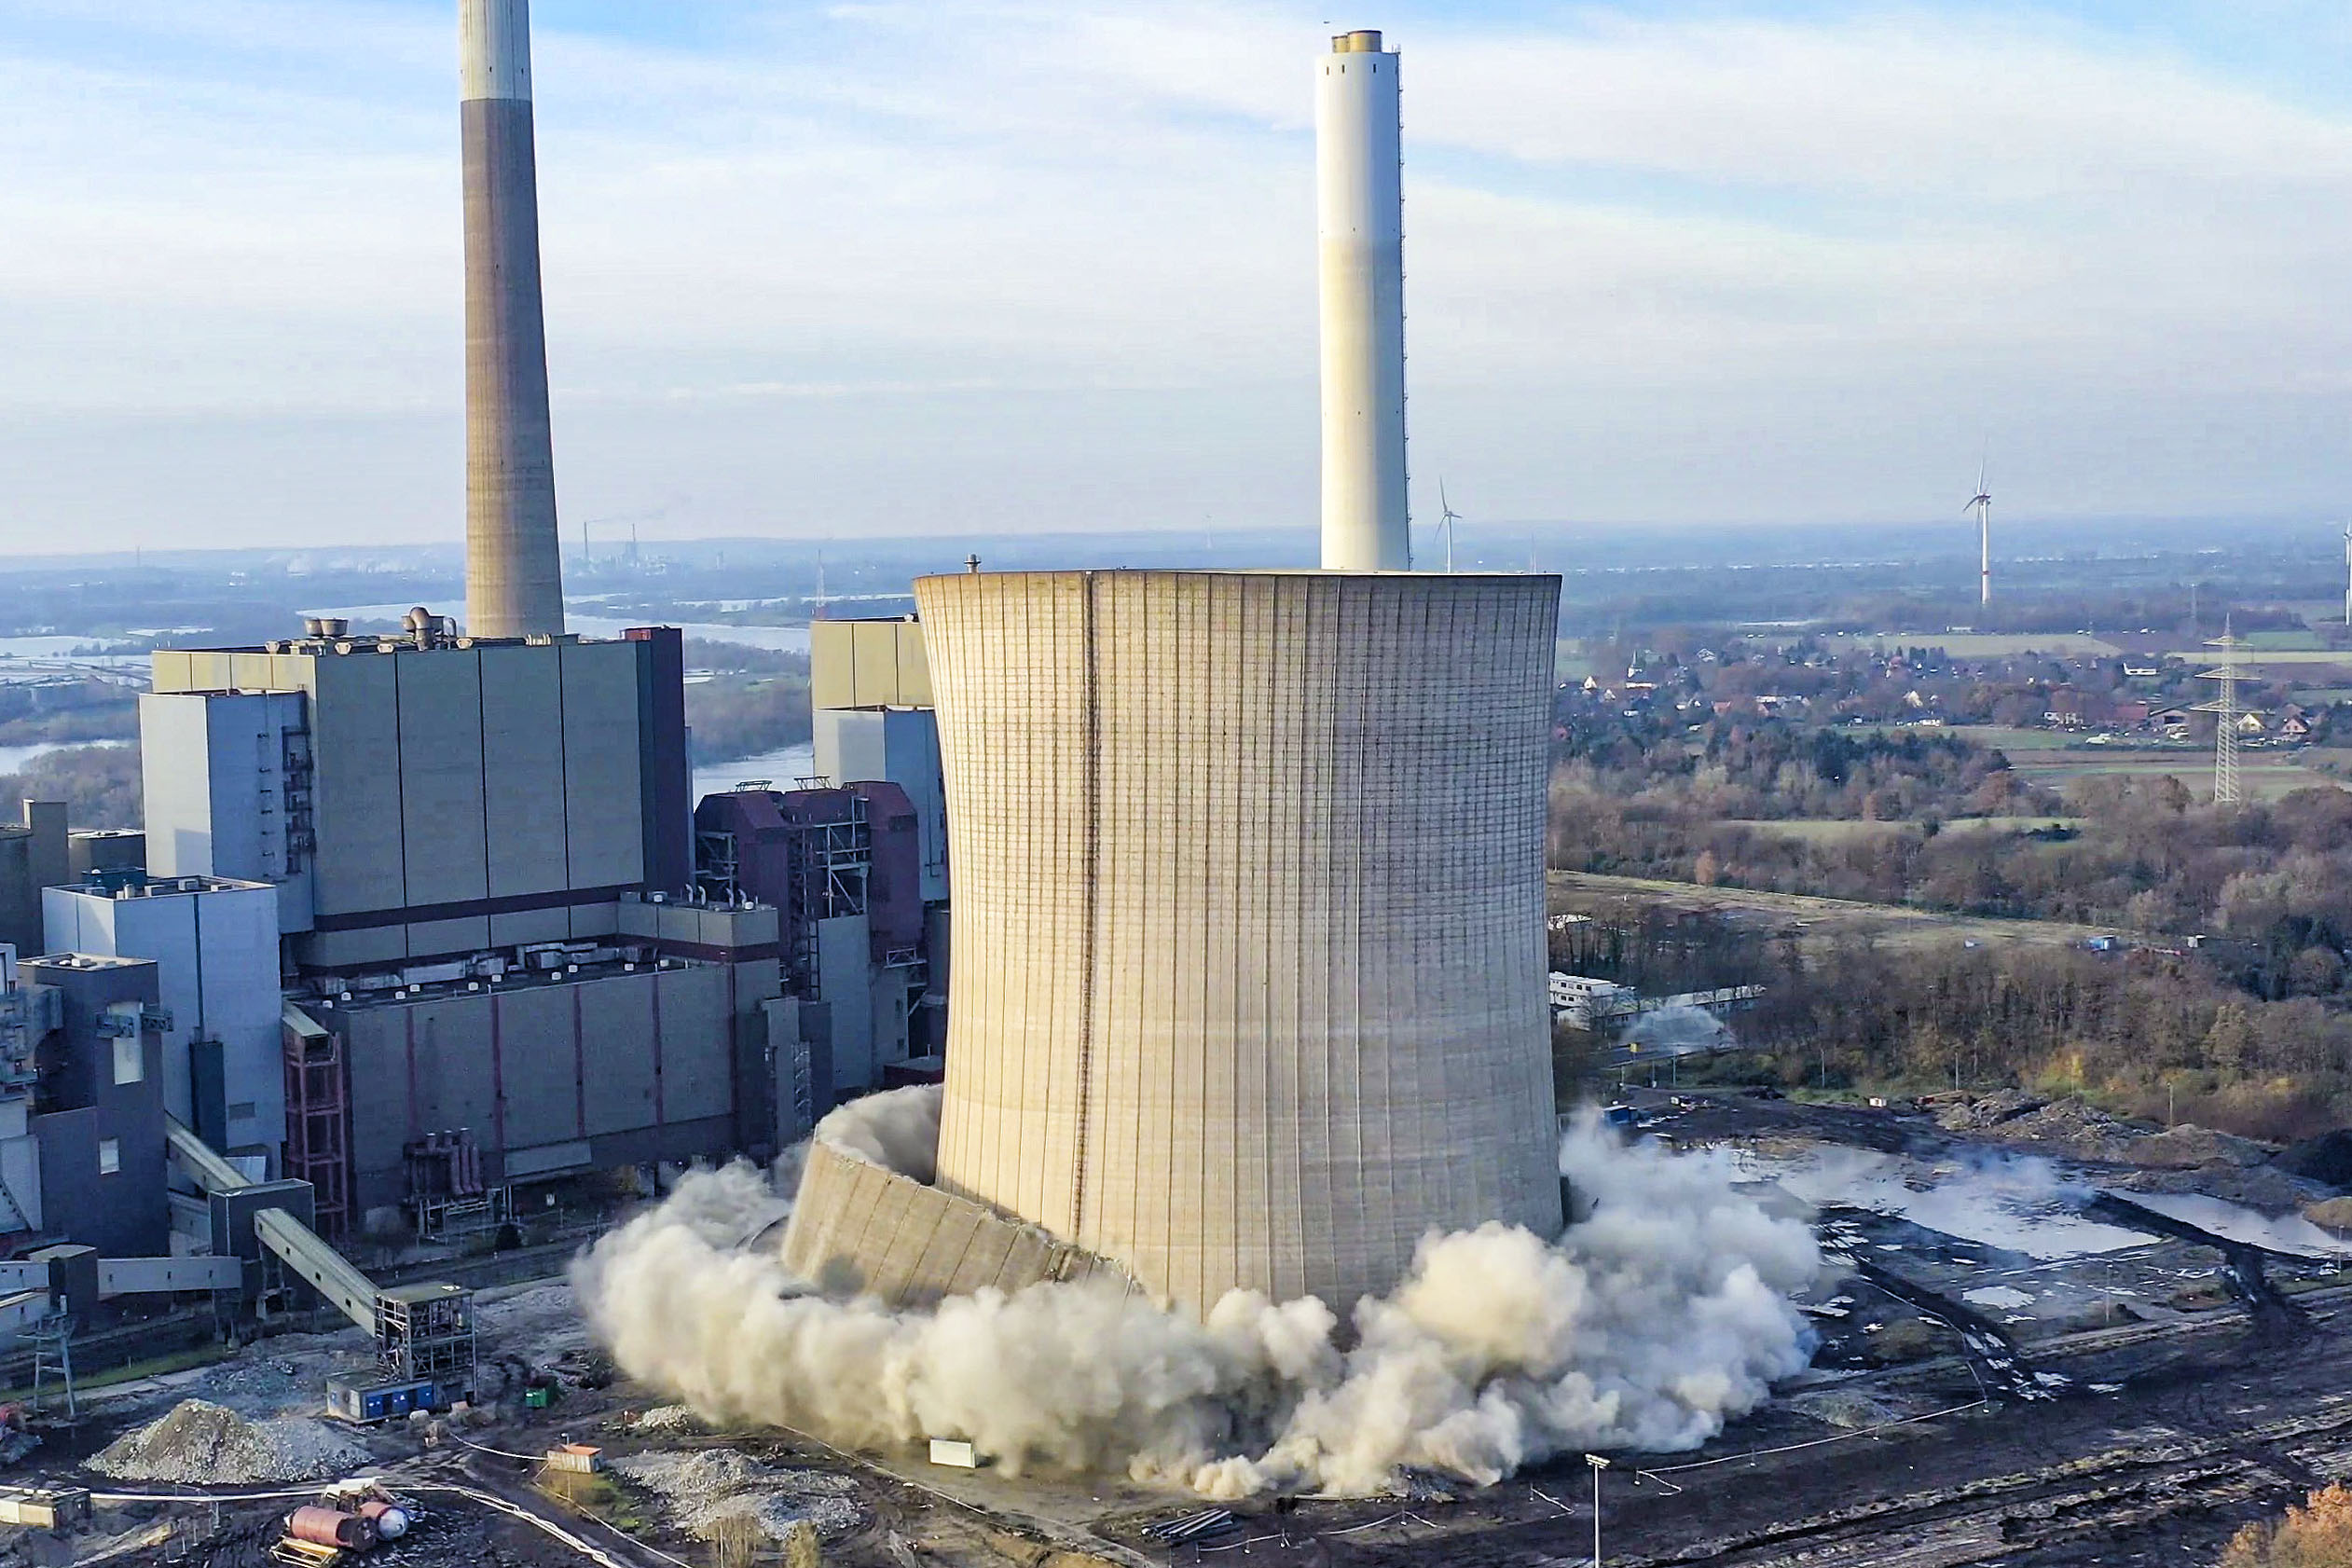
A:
[572,1106,1820,1497]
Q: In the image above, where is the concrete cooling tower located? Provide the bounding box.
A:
[782,570,1563,1314]
[920,569,1563,1311]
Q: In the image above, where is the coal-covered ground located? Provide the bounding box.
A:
[11,1092,2352,1566]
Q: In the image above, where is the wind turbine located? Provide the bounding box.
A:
[1437,480,1463,572]
[1965,455,1993,608]
[2341,522,2350,627]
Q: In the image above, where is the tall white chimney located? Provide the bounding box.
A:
[1316,28,1410,571]
[461,0,566,638]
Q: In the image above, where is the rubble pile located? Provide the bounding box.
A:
[90,1397,366,1484]
[627,1404,699,1435]
[2279,1131,2352,1191]
[1934,1092,2270,1169]
[2304,1197,2352,1237]
[611,1448,864,1540]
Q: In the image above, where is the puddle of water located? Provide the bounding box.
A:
[2125,1191,2352,1259]
[1743,1147,2156,1260]
[1962,1286,2035,1310]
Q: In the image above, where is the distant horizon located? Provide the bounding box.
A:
[0,510,2341,572]
[3,2,2347,550]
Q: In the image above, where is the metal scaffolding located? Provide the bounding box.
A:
[375,1283,476,1393]
[784,793,871,997]
[283,1021,350,1239]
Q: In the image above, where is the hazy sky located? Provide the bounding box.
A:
[2,0,2347,552]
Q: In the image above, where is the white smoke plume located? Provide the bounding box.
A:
[573,1115,1820,1497]
[815,1081,942,1183]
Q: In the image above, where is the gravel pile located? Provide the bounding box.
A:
[629,1404,700,1435]
[611,1448,864,1540]
[1936,1093,2275,1170]
[90,1397,367,1484]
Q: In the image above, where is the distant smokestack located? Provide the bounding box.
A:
[461,0,565,638]
[1317,28,1410,571]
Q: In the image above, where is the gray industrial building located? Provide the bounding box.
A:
[0,804,68,959]
[296,896,781,1216]
[43,874,282,1175]
[804,616,953,1059]
[129,615,794,1235]
[0,0,832,1343]
[20,954,169,1260]
[695,783,923,1109]
[144,620,691,971]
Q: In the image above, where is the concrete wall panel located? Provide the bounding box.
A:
[655,966,730,1126]
[412,1000,497,1140]
[138,695,216,880]
[490,908,571,947]
[558,643,643,888]
[405,916,490,959]
[479,644,571,897]
[578,974,656,1135]
[305,927,407,971]
[494,984,577,1149]
[781,1135,1127,1307]
[395,650,489,907]
[345,1012,410,1190]
[309,656,407,917]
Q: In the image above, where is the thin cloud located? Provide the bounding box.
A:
[0,0,2344,543]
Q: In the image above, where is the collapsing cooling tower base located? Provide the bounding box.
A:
[780,1085,1134,1307]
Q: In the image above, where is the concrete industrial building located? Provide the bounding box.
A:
[43,874,282,1175]
[808,617,948,905]
[0,805,68,960]
[695,781,926,1109]
[144,623,691,971]
[781,27,1565,1315]
[19,954,171,1261]
[304,895,782,1217]
[461,0,566,639]
[131,620,788,1232]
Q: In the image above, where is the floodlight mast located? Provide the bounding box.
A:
[1586,1453,1610,1566]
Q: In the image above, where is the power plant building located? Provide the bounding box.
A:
[144,623,691,971]
[43,874,283,1173]
[133,619,789,1229]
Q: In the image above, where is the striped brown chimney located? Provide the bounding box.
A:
[461,0,564,639]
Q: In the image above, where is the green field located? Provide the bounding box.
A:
[1839,632,2124,658]
[2003,751,2342,802]
[2164,649,2352,667]
[1942,724,2087,751]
